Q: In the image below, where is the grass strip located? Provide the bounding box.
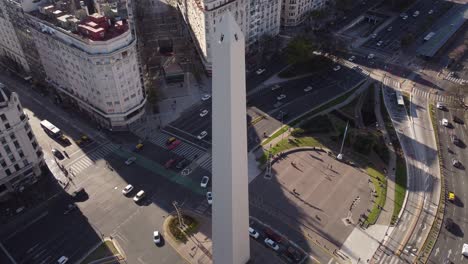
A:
[259,135,322,165]
[364,167,387,226]
[392,156,407,224]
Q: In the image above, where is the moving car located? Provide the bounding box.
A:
[463,244,468,257]
[201,94,211,101]
[445,218,454,230]
[264,238,279,251]
[125,157,136,165]
[133,190,145,202]
[200,109,209,117]
[165,158,177,169]
[451,134,461,145]
[52,148,64,160]
[304,86,313,92]
[248,227,259,239]
[122,184,134,195]
[256,68,266,75]
[206,192,213,205]
[441,118,449,127]
[448,191,455,202]
[428,9,433,15]
[153,230,161,244]
[134,143,143,152]
[376,40,383,47]
[452,159,461,168]
[436,102,445,110]
[413,10,419,17]
[371,33,377,39]
[166,137,177,145]
[197,131,208,140]
[57,256,69,264]
[333,65,341,71]
[175,158,189,169]
[387,26,393,31]
[271,84,281,91]
[168,140,181,150]
[367,53,375,59]
[453,116,464,125]
[348,56,356,62]
[200,176,210,188]
[277,94,286,101]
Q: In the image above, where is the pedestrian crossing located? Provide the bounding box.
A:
[194,200,211,216]
[412,88,458,104]
[68,143,119,175]
[374,253,405,264]
[197,156,212,171]
[147,132,206,160]
[444,75,467,85]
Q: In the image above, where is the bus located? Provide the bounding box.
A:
[423,32,435,41]
[40,120,62,138]
[396,91,405,106]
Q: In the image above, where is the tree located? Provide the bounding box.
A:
[284,37,315,64]
[400,33,415,47]
[334,0,353,11]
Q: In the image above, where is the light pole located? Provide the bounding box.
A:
[337,121,349,160]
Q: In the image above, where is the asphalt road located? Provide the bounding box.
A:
[430,107,468,264]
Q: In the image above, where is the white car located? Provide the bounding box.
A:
[370,33,377,39]
[304,86,313,92]
[428,9,433,15]
[200,109,209,117]
[271,84,281,91]
[436,102,445,110]
[197,131,208,140]
[133,190,145,202]
[333,65,341,71]
[206,191,213,205]
[367,53,375,59]
[462,243,468,257]
[441,118,449,127]
[201,94,211,101]
[249,227,259,239]
[256,68,266,75]
[376,40,383,46]
[125,157,136,165]
[413,11,419,17]
[400,13,408,19]
[387,26,393,32]
[57,256,69,264]
[277,94,286,101]
[153,230,161,244]
[452,159,461,168]
[348,56,356,62]
[264,238,279,251]
[200,176,210,188]
[122,184,134,195]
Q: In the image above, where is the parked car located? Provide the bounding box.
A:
[200,176,210,188]
[71,187,85,198]
[122,184,134,195]
[304,86,313,92]
[206,192,213,205]
[371,33,377,39]
[286,247,302,261]
[413,10,420,17]
[428,9,434,15]
[52,148,64,160]
[168,140,181,150]
[256,68,266,75]
[200,109,209,117]
[125,157,136,165]
[277,94,286,101]
[201,94,211,101]
[451,135,461,146]
[133,190,145,202]
[248,227,259,239]
[376,40,383,46]
[264,238,279,251]
[197,131,208,140]
[153,230,161,244]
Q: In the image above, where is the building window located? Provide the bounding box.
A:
[23,160,29,167]
[13,141,20,149]
[27,131,33,140]
[5,145,11,154]
[0,137,5,144]
[5,169,11,176]
[0,159,6,168]
[36,150,42,158]
[32,141,37,149]
[0,114,6,122]
[10,133,16,140]
[5,123,10,129]
[14,164,20,171]
[18,150,24,158]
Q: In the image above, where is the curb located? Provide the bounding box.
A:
[163,215,191,264]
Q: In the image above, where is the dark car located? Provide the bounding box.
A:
[164,158,177,169]
[176,159,189,169]
[453,116,464,125]
[445,218,454,231]
[451,135,461,146]
[276,111,288,120]
[285,247,302,261]
[52,148,64,160]
[264,228,282,243]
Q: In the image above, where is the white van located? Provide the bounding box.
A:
[57,256,68,264]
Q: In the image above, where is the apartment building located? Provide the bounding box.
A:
[24,0,146,130]
[0,82,44,198]
[281,0,328,27]
[246,0,281,47]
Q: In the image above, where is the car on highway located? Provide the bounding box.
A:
[153,230,161,244]
[348,56,356,62]
[376,40,383,47]
[413,10,419,17]
[448,191,455,202]
[463,244,468,257]
[175,158,189,170]
[249,227,260,239]
[200,109,209,117]
[166,137,177,145]
[201,94,211,101]
[428,9,433,15]
[453,116,464,125]
[371,33,377,39]
[400,13,408,20]
[200,176,210,188]
[125,157,136,165]
[286,247,302,261]
[387,26,393,32]
[133,190,145,202]
[256,68,266,75]
[333,65,341,71]
[264,238,279,251]
[52,148,64,160]
[206,191,213,205]
[168,140,181,150]
[367,53,375,59]
[134,143,143,152]
[304,86,313,92]
[264,228,282,243]
[271,84,281,91]
[197,131,208,140]
[57,256,69,264]
[441,118,449,127]
[436,102,445,110]
[122,184,134,195]
[445,218,454,231]
[452,158,461,168]
[277,94,286,101]
[451,134,461,146]
[164,158,177,169]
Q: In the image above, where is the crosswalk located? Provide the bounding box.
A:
[412,87,458,104]
[147,132,206,160]
[197,155,212,171]
[373,253,405,264]
[444,75,467,85]
[194,200,211,216]
[68,143,119,175]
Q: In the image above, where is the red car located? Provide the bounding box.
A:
[168,140,181,150]
[164,158,176,169]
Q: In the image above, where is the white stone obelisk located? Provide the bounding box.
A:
[212,13,250,264]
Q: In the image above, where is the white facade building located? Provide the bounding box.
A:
[246,0,281,47]
[281,0,328,27]
[0,0,30,73]
[25,1,146,130]
[0,83,44,198]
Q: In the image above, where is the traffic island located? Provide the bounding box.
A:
[167,214,199,243]
[79,238,124,264]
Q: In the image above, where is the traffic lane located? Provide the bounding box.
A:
[170,101,211,127]
[246,56,288,91]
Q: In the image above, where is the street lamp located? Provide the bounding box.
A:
[337,121,349,160]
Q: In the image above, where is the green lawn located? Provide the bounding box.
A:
[392,156,407,224]
[81,240,119,264]
[364,167,387,226]
[259,135,322,164]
